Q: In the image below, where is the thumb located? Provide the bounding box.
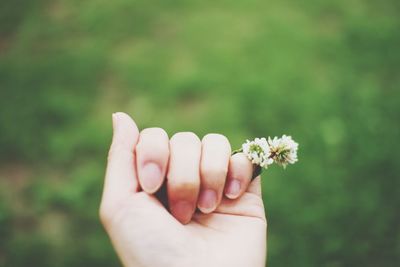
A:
[101,112,140,211]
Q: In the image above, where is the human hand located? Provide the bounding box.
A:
[99,112,267,267]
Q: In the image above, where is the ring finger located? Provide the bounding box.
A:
[224,152,254,199]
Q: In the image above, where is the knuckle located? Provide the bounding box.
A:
[170,132,200,144]
[136,128,169,154]
[231,152,252,167]
[140,127,168,138]
[202,133,229,144]
[202,134,231,153]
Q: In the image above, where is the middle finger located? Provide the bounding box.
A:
[167,132,201,224]
[198,133,231,213]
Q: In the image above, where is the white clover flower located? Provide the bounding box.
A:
[233,135,298,177]
[268,135,298,168]
[242,138,274,169]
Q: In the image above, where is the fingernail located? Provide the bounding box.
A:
[198,189,217,213]
[140,162,163,193]
[111,113,122,143]
[225,179,241,199]
[171,201,193,224]
[112,113,118,131]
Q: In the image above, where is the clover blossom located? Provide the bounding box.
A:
[242,138,274,168]
[268,135,298,168]
[238,135,298,170]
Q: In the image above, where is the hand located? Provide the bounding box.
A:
[99,112,267,267]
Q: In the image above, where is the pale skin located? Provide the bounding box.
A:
[99,112,267,267]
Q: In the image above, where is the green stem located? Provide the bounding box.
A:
[252,165,262,179]
[231,148,243,155]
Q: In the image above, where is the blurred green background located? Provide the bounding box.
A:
[1,0,399,266]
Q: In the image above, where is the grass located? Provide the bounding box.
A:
[0,0,399,266]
